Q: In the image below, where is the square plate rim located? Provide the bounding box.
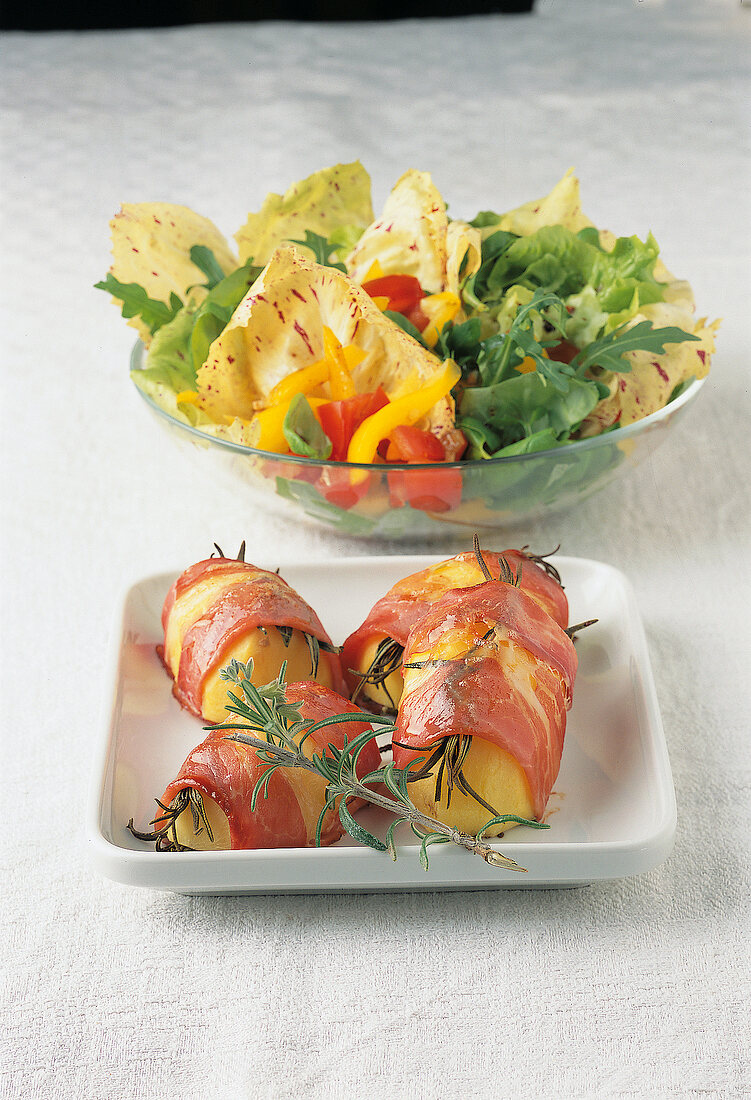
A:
[88,554,677,894]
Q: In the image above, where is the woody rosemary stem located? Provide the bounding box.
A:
[212,658,550,873]
[343,780,527,870]
[222,724,529,872]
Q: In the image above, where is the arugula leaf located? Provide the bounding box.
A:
[188,244,228,290]
[383,310,428,346]
[459,416,503,459]
[190,258,263,373]
[473,289,568,389]
[493,428,564,456]
[289,230,347,272]
[283,394,333,460]
[94,273,182,334]
[435,317,483,372]
[460,371,600,446]
[572,320,700,375]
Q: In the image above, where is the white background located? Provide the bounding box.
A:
[2,1,750,1096]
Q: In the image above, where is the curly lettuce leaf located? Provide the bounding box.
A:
[135,306,196,390]
[235,162,373,267]
[460,371,600,448]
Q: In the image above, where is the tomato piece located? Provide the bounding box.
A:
[362,274,424,316]
[384,426,462,513]
[546,339,579,364]
[317,388,389,462]
[404,301,431,333]
[387,468,463,513]
[385,425,446,463]
[317,467,372,510]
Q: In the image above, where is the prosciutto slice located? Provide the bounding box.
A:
[392,581,577,820]
[163,557,344,718]
[161,682,381,849]
[341,549,568,687]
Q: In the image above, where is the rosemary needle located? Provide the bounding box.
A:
[207,658,549,872]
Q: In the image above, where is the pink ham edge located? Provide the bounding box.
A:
[340,550,568,689]
[161,680,381,849]
[393,582,577,819]
[164,558,344,718]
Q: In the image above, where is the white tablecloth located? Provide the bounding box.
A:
[3,1,750,1096]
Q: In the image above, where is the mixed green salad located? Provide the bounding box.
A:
[97,163,716,530]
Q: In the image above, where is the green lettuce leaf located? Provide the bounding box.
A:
[134,306,197,391]
[464,224,668,323]
[459,371,600,448]
[189,257,263,373]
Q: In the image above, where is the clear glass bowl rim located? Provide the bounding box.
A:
[130,340,705,473]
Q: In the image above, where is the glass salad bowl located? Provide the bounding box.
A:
[131,343,705,541]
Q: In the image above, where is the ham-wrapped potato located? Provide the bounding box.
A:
[136,682,381,851]
[341,548,568,712]
[392,580,577,837]
[162,550,344,723]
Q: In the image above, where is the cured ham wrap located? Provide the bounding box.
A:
[341,548,568,712]
[162,550,344,723]
[136,682,381,851]
[392,579,577,836]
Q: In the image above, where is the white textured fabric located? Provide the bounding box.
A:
[2,2,750,1097]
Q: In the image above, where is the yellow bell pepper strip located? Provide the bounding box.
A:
[268,359,331,406]
[250,396,327,453]
[363,259,385,281]
[266,327,363,406]
[322,326,358,399]
[514,349,549,375]
[421,292,462,348]
[347,359,461,470]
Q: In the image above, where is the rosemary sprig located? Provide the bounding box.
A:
[212,540,246,561]
[127,787,213,852]
[472,532,520,587]
[520,544,562,585]
[213,658,548,872]
[349,635,405,709]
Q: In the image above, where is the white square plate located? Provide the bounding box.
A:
[88,555,676,893]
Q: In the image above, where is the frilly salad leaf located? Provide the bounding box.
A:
[464,224,666,321]
[460,372,601,455]
[234,161,374,267]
